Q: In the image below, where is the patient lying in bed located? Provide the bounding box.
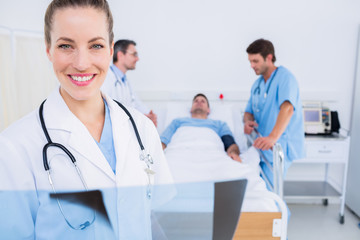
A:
[159,94,276,212]
[161,93,242,162]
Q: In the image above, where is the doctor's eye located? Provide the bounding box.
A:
[91,44,104,49]
[58,44,72,50]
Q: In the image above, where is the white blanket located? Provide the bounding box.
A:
[161,126,277,212]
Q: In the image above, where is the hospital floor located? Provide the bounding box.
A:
[287,203,360,240]
[155,203,360,239]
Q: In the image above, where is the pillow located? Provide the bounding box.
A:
[163,101,192,128]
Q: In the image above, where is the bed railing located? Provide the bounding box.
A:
[246,130,285,199]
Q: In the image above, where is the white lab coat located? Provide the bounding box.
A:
[101,67,150,114]
[0,88,175,240]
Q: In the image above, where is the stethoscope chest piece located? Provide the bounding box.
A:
[140,150,155,199]
[140,150,154,165]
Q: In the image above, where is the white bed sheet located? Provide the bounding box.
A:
[159,126,277,212]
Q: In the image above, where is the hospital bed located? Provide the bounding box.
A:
[154,100,287,239]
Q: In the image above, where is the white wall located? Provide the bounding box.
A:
[1,0,359,130]
[109,0,360,132]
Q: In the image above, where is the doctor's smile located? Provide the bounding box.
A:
[68,74,96,86]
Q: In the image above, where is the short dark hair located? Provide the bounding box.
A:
[193,93,210,108]
[113,39,136,62]
[246,38,276,63]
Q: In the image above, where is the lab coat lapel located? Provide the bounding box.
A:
[67,125,116,182]
[44,89,116,182]
[103,94,132,182]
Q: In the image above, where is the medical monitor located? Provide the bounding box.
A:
[304,108,321,123]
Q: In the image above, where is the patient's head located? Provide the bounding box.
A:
[191,93,210,119]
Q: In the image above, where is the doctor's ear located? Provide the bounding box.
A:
[265,54,273,62]
[110,41,114,57]
[117,51,125,60]
[46,44,53,62]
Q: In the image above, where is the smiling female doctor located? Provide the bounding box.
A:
[0,0,174,239]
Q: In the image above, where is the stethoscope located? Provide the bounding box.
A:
[39,99,154,230]
[109,65,136,102]
[252,67,278,113]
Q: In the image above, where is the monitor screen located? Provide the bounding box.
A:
[304,110,320,122]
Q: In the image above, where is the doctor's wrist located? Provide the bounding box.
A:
[267,134,278,144]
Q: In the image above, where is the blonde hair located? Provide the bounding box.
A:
[44,0,114,46]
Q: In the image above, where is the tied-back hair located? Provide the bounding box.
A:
[44,0,114,47]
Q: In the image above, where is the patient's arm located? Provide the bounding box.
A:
[226,144,242,163]
[162,142,167,150]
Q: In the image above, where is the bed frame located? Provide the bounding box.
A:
[233,191,287,240]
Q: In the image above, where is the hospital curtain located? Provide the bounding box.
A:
[0,33,17,131]
[0,33,57,132]
[14,35,57,119]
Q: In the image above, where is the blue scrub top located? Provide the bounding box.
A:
[160,117,233,146]
[245,66,305,163]
[110,64,126,84]
[95,99,117,174]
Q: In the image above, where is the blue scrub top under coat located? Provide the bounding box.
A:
[95,99,117,174]
[245,66,305,165]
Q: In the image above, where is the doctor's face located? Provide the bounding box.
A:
[118,44,139,71]
[46,7,113,102]
[248,53,270,76]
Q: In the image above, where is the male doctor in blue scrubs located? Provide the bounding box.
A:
[243,39,305,187]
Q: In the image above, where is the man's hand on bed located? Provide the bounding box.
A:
[228,152,242,163]
[226,144,242,162]
[253,136,276,151]
[161,142,167,150]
